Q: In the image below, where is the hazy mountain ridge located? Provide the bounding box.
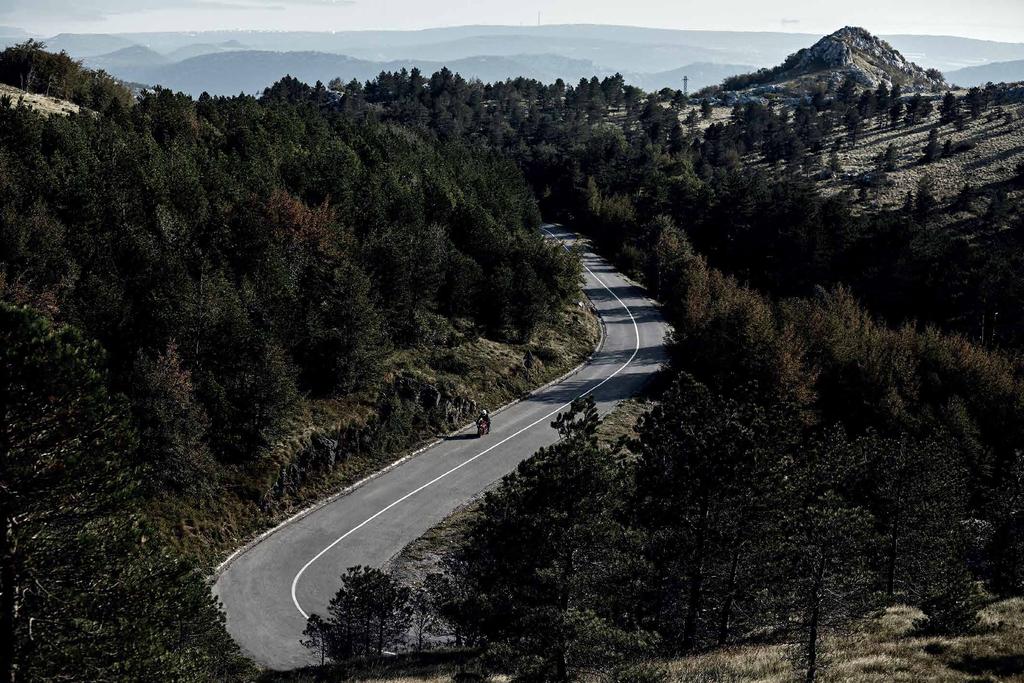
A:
[84,44,170,73]
[22,25,1024,71]
[9,25,1024,97]
[946,59,1024,87]
[129,50,616,95]
[165,40,250,62]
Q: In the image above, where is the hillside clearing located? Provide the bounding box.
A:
[0,83,81,116]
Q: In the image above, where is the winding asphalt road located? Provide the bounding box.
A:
[213,225,669,670]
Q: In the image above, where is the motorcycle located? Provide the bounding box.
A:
[476,417,491,437]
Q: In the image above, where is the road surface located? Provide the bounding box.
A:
[213,225,670,669]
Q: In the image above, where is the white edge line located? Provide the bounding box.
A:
[289,225,642,619]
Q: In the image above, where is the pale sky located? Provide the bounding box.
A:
[4,0,1024,42]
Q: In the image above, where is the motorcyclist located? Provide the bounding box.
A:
[477,409,491,435]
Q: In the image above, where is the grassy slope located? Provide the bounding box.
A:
[818,100,1024,209]
[0,83,81,116]
[664,599,1024,682]
[691,99,1024,210]
[155,303,601,568]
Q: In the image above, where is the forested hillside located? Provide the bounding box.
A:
[0,44,579,680]
[300,67,1023,348]
[270,57,1024,681]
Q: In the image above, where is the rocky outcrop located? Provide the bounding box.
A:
[793,27,943,90]
[261,373,477,510]
[721,27,945,96]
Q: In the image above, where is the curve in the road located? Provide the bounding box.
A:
[289,225,640,620]
[214,226,669,669]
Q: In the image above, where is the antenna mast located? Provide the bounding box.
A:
[683,75,689,96]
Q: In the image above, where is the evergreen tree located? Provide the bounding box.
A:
[784,430,877,683]
[700,99,713,120]
[921,128,941,164]
[939,91,960,125]
[685,108,699,134]
[301,614,331,666]
[878,143,898,172]
[319,565,412,660]
[451,397,652,681]
[630,376,792,651]
[0,304,250,681]
[130,342,217,495]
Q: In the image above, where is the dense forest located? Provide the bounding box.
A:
[2,41,1024,681]
[0,44,577,680]
[294,69,1023,349]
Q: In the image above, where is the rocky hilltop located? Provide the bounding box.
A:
[721,27,945,95]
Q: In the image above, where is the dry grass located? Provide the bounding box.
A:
[0,83,81,116]
[595,396,654,451]
[389,303,601,413]
[665,599,1024,682]
[261,650,504,683]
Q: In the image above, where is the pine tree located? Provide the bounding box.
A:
[451,397,650,681]
[921,128,941,163]
[828,150,842,175]
[0,304,131,681]
[131,342,217,494]
[966,87,985,119]
[0,304,251,681]
[939,91,960,125]
[784,430,877,683]
[879,143,898,172]
[301,614,331,666]
[685,108,699,133]
[700,99,713,120]
[630,375,791,651]
[321,565,411,660]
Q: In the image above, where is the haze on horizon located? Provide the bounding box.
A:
[4,0,1023,43]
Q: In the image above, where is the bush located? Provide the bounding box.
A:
[914,575,981,636]
[953,139,977,154]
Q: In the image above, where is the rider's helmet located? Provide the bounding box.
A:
[482,409,489,418]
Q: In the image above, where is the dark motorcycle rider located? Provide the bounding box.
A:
[477,409,491,435]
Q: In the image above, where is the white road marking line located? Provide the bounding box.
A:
[290,227,642,619]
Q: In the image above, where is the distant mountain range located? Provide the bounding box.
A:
[103,51,619,95]
[3,24,1024,96]
[946,60,1024,87]
[91,49,742,96]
